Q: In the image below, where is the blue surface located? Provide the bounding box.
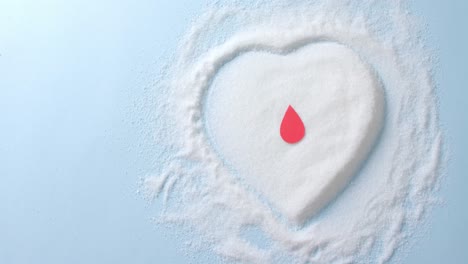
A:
[0,0,467,263]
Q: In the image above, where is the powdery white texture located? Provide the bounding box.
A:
[205,42,384,224]
[143,1,444,263]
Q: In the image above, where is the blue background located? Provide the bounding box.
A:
[0,0,466,263]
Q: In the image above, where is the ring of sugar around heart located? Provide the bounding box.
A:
[202,41,385,224]
[145,5,443,262]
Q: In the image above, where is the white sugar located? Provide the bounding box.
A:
[142,0,444,263]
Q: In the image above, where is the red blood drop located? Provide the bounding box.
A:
[280,105,305,144]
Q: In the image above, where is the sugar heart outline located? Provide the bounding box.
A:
[191,38,385,225]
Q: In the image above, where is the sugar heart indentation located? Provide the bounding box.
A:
[204,41,385,224]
